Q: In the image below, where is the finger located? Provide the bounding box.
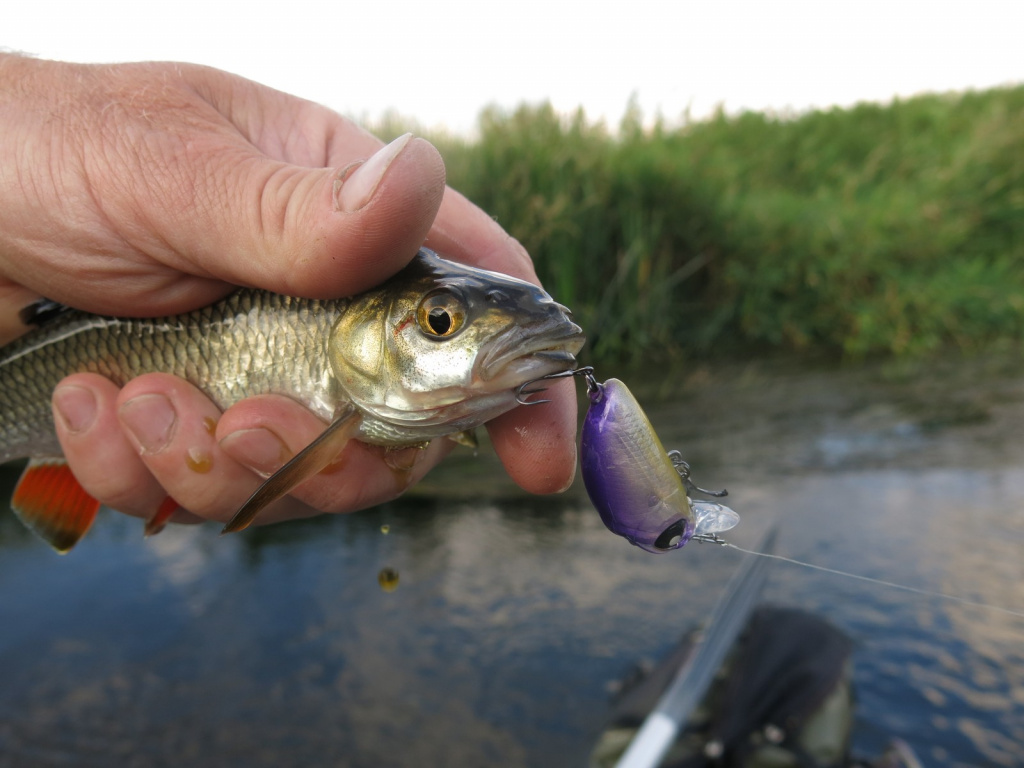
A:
[52,373,166,519]
[115,374,264,522]
[486,377,579,494]
[193,66,527,290]
[0,280,41,345]
[209,135,444,298]
[216,395,453,524]
[426,186,540,285]
[139,123,447,300]
[47,63,446,309]
[185,63,386,170]
[425,189,581,495]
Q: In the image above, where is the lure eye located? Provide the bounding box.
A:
[653,519,689,551]
[416,291,467,338]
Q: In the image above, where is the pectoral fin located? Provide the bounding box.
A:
[11,458,100,554]
[447,429,479,451]
[221,404,362,534]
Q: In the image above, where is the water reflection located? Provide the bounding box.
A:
[736,469,1024,765]
[0,358,1023,765]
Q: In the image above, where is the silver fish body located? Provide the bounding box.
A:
[0,291,341,462]
[0,249,585,463]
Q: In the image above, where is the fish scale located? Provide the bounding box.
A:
[0,290,343,462]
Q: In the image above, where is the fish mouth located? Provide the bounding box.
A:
[479,318,586,390]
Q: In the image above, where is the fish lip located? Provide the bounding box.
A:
[483,350,580,394]
[479,320,586,384]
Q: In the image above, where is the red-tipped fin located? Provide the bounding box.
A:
[145,496,180,538]
[12,458,100,554]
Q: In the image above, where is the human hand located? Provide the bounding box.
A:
[0,55,578,529]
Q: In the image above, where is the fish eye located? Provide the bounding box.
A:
[416,291,467,339]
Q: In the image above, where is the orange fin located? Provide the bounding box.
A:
[12,458,100,554]
[145,496,180,538]
[222,404,362,534]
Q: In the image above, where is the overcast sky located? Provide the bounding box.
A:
[7,0,1023,134]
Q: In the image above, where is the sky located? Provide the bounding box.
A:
[6,0,1023,135]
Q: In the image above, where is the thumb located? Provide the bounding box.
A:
[161,134,447,299]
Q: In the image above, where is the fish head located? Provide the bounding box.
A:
[328,249,585,438]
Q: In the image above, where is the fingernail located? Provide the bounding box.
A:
[53,385,97,434]
[119,394,177,454]
[334,133,413,213]
[220,427,292,477]
[555,458,578,494]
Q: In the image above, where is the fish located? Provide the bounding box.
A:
[579,377,738,553]
[0,248,585,552]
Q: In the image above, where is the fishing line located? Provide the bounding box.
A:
[721,542,1024,620]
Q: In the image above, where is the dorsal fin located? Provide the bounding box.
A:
[19,298,74,328]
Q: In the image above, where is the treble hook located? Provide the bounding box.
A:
[667,450,729,498]
[515,366,599,406]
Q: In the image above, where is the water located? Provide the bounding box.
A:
[1,356,1024,766]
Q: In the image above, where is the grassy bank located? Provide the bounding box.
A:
[378,86,1024,362]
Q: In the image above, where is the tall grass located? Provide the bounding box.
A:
[375,86,1024,362]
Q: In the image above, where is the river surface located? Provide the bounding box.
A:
[1,356,1023,766]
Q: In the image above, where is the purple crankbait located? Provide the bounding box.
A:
[518,368,739,553]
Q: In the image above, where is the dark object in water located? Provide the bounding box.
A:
[592,606,856,768]
[697,607,855,766]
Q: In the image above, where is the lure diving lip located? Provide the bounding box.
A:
[518,369,738,553]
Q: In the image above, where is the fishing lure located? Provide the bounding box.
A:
[519,368,739,553]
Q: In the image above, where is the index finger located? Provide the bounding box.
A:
[486,377,579,494]
[426,188,582,495]
[425,187,540,285]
